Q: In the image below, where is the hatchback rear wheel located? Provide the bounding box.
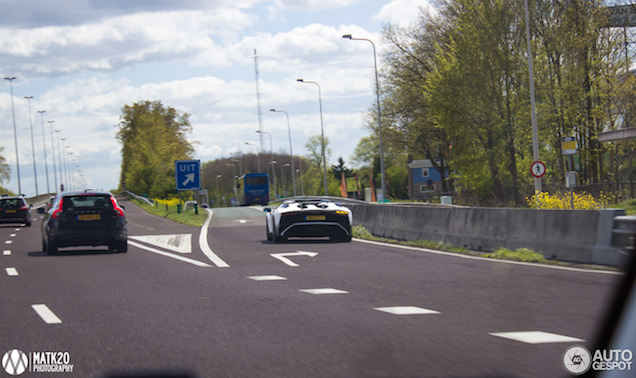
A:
[45,238,57,255]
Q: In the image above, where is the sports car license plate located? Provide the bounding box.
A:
[306,215,326,221]
[78,214,100,221]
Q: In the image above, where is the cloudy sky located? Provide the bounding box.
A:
[0,0,432,196]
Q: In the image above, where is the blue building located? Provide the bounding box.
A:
[407,159,448,200]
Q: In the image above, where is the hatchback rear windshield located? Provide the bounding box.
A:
[0,199,25,208]
[62,195,113,210]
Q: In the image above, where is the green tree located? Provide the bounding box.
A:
[116,100,194,198]
[331,157,352,180]
[305,134,332,168]
[0,147,10,185]
[379,0,623,204]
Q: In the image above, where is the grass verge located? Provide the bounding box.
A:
[352,225,619,271]
[128,197,208,227]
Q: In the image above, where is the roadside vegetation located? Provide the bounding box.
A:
[127,196,208,227]
[352,225,618,270]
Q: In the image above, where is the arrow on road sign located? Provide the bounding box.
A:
[270,251,318,267]
[182,173,195,186]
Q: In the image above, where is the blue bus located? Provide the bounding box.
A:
[239,173,270,205]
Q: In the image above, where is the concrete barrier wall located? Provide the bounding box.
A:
[347,202,628,267]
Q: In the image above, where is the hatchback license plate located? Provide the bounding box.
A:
[78,214,100,221]
[306,215,326,221]
[5,210,17,213]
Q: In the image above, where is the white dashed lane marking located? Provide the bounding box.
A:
[489,331,584,344]
[32,304,62,324]
[6,267,19,276]
[374,306,441,315]
[247,275,288,281]
[3,250,10,256]
[299,288,348,295]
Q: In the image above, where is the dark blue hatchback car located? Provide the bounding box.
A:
[0,195,32,227]
[40,191,127,254]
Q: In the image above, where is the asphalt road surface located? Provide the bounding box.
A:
[0,196,625,377]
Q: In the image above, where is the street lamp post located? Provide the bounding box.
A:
[245,142,261,172]
[268,160,277,198]
[234,160,243,176]
[56,133,64,191]
[49,122,58,192]
[24,96,38,196]
[5,77,21,195]
[297,79,328,196]
[215,174,222,207]
[257,130,276,199]
[37,111,50,194]
[281,163,290,197]
[342,34,387,201]
[270,108,297,196]
[225,163,238,206]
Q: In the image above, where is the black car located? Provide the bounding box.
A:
[40,191,127,254]
[0,195,32,227]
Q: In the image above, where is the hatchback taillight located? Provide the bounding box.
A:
[110,197,125,217]
[51,199,64,219]
[19,205,28,211]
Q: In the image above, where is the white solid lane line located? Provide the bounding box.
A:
[127,240,212,268]
[200,209,230,268]
[32,304,62,324]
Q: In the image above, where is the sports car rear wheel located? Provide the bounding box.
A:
[273,231,286,243]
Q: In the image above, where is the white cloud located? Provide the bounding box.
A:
[0,1,402,195]
[373,0,433,26]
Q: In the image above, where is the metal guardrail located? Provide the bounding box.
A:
[123,190,155,207]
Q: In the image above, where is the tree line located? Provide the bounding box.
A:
[115,1,635,205]
[353,0,635,205]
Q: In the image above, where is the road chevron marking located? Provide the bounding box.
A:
[128,240,211,268]
[271,251,318,267]
[129,234,192,253]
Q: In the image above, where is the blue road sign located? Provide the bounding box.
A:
[175,160,201,191]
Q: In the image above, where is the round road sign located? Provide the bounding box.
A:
[531,161,546,178]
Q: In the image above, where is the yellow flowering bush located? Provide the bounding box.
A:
[526,191,613,210]
[154,198,181,207]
